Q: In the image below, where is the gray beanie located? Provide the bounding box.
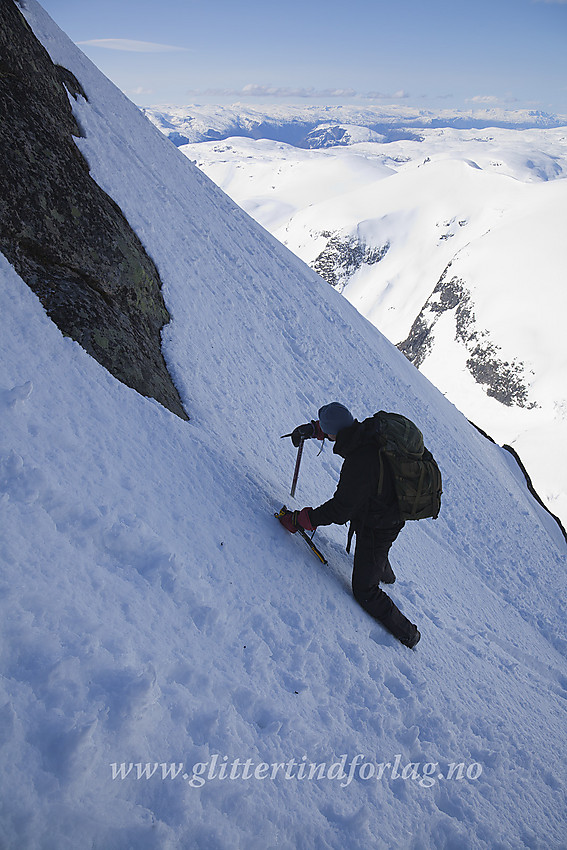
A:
[318,402,354,436]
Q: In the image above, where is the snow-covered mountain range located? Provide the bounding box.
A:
[144,107,567,527]
[142,103,567,148]
[1,2,566,848]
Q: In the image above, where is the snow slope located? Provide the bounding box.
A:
[175,127,567,526]
[1,3,566,848]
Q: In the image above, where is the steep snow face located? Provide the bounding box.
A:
[175,127,567,525]
[1,3,566,849]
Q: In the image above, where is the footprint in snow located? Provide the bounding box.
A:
[1,380,33,407]
[384,676,411,700]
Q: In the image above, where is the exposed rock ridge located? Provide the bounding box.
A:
[312,231,390,292]
[1,0,188,419]
[398,263,537,409]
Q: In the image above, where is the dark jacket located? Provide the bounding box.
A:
[310,417,403,532]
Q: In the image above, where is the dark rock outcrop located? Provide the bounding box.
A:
[0,0,188,419]
[312,231,390,291]
[398,263,536,409]
[468,420,566,544]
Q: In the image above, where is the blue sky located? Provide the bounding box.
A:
[39,0,567,113]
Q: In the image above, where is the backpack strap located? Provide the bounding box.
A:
[411,463,426,516]
[376,449,385,495]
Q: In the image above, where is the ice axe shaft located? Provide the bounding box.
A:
[290,438,304,498]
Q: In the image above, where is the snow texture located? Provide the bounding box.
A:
[1,3,566,848]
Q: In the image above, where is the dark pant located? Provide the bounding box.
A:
[352,525,416,641]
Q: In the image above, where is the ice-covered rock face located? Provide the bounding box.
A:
[311,231,390,291]
[0,1,187,419]
[300,124,387,149]
[398,265,537,409]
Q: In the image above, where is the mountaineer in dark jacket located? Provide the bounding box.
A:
[279,402,420,649]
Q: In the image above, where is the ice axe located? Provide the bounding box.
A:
[281,433,305,498]
[274,505,328,564]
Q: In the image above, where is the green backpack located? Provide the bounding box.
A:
[373,411,442,521]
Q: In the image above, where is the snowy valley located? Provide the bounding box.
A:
[1,2,566,849]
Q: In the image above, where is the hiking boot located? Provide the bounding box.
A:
[399,626,420,649]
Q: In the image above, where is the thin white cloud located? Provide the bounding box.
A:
[193,84,358,98]
[533,0,567,4]
[77,39,188,53]
[468,95,501,104]
[467,94,520,105]
[363,90,409,100]
[187,84,409,100]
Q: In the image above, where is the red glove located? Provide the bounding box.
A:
[290,420,326,446]
[278,507,316,534]
[313,421,326,441]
